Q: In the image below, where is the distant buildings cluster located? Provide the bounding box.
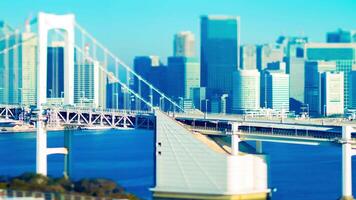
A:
[133,16,356,117]
[1,16,356,117]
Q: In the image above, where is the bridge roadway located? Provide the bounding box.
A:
[173,113,356,146]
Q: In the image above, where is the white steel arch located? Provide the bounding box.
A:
[37,12,75,108]
[36,12,75,176]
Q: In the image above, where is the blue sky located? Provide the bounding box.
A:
[0,0,355,64]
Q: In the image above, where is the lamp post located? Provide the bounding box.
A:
[306,104,310,119]
[324,104,327,117]
[159,96,164,111]
[61,92,64,105]
[204,99,209,119]
[178,97,183,112]
[148,94,153,112]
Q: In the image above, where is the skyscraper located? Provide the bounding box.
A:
[232,69,260,113]
[74,60,100,107]
[20,31,37,106]
[201,15,240,99]
[240,44,257,70]
[321,72,344,116]
[278,36,308,113]
[304,61,337,116]
[262,70,289,111]
[327,29,356,43]
[173,31,195,57]
[0,23,22,104]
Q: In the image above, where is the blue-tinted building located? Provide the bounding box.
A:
[201,15,240,100]
[166,57,200,99]
[47,45,64,99]
[304,61,337,116]
[133,56,167,107]
[327,29,356,43]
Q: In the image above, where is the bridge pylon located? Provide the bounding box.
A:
[340,126,356,200]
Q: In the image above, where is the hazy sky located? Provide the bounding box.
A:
[0,0,355,64]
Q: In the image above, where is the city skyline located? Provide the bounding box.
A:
[0,0,355,64]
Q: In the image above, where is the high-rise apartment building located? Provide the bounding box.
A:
[173,31,195,57]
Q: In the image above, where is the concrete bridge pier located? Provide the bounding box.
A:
[63,130,72,179]
[36,120,47,176]
[36,120,70,177]
[231,123,240,155]
[340,126,355,200]
[256,141,263,154]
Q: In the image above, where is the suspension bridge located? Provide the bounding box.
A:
[0,12,356,200]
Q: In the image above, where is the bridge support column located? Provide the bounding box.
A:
[64,130,72,179]
[231,123,240,155]
[256,141,263,154]
[36,121,47,176]
[340,126,354,200]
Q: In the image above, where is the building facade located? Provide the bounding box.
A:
[173,31,195,57]
[232,69,260,113]
[256,44,284,71]
[321,72,344,116]
[240,44,257,70]
[21,32,37,106]
[304,60,337,116]
[264,71,289,111]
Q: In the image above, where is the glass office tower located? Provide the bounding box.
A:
[200,15,240,98]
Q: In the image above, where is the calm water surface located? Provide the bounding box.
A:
[0,129,355,200]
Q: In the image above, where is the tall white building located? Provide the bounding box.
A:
[173,31,195,57]
[74,60,100,107]
[21,31,37,106]
[232,69,260,113]
[263,71,289,111]
[321,72,344,116]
